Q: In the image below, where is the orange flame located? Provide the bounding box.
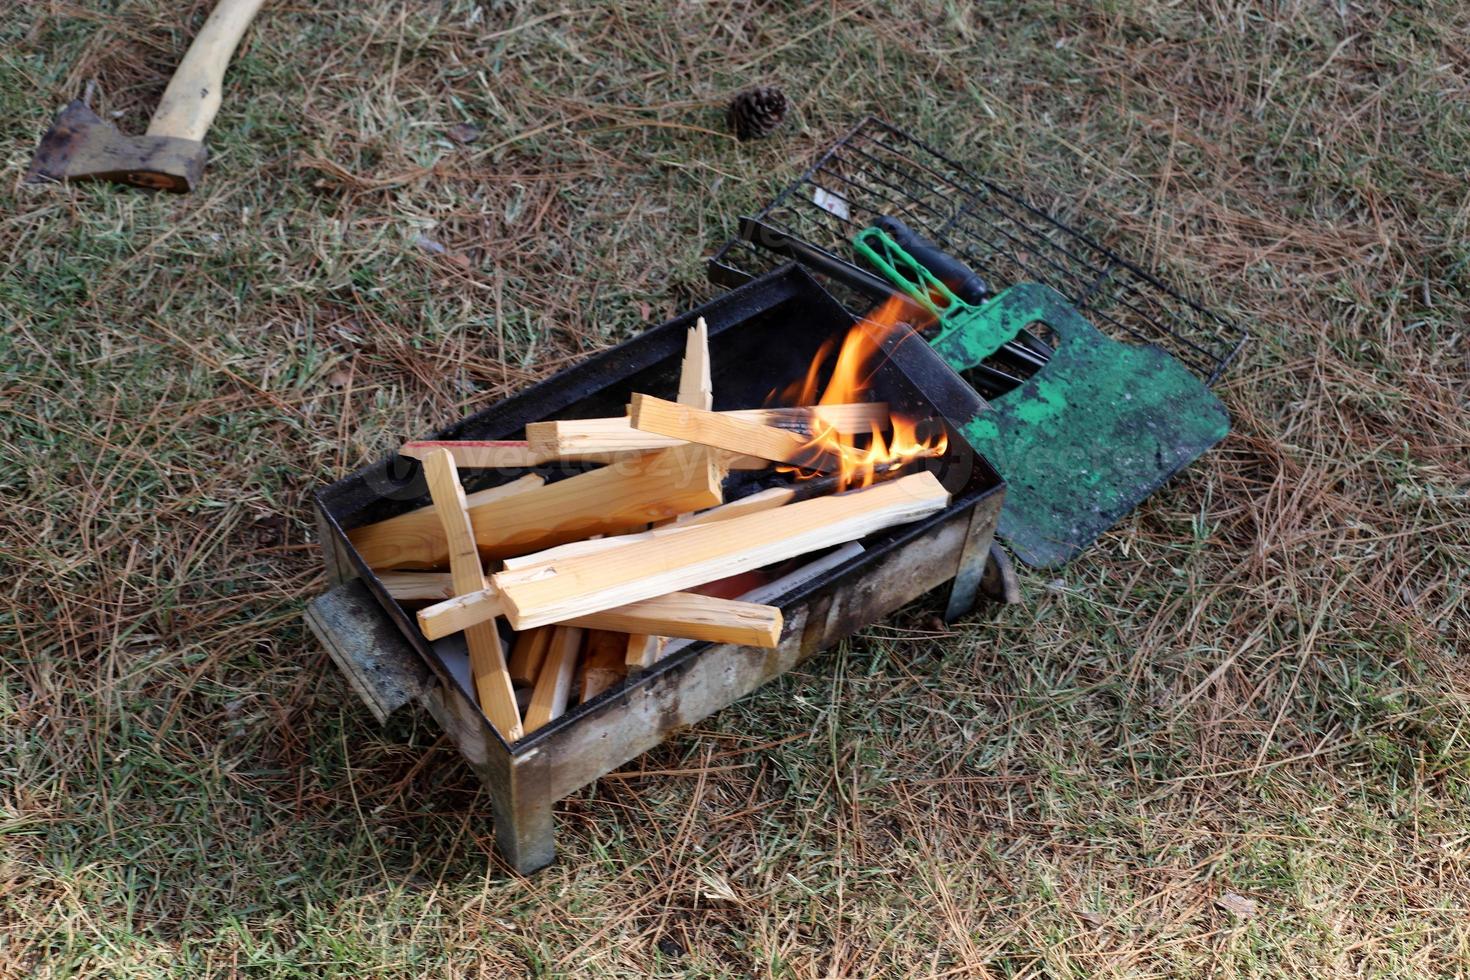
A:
[771,296,947,491]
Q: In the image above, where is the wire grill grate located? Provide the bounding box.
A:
[709,117,1247,385]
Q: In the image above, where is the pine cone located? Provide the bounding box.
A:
[727,86,789,141]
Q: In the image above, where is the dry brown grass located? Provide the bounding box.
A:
[2,0,1467,976]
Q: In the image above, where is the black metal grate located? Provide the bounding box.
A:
[709,117,1247,386]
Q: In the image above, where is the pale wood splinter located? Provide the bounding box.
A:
[678,316,714,411]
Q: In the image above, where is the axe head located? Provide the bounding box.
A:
[25,101,205,193]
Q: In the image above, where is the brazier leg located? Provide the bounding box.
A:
[418,677,558,874]
[979,540,1022,605]
[490,771,556,874]
[308,578,558,873]
[945,491,1004,621]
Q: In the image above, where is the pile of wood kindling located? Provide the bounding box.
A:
[347,319,950,742]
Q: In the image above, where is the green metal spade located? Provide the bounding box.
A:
[854,226,1231,568]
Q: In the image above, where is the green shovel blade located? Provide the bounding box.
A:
[854,228,1230,567]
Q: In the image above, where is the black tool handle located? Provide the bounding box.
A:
[737,217,898,301]
[873,216,989,305]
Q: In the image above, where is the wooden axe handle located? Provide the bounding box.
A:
[146,0,266,142]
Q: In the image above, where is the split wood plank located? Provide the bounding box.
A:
[507,626,552,687]
[400,439,675,469]
[523,625,582,733]
[678,485,796,527]
[422,449,522,742]
[525,417,679,455]
[524,403,888,457]
[628,394,841,471]
[625,633,668,669]
[348,443,723,569]
[376,570,457,601]
[678,316,714,411]
[498,483,801,573]
[344,473,543,572]
[579,630,627,701]
[493,471,950,629]
[417,587,783,647]
[764,403,890,432]
[417,588,503,639]
[500,522,700,572]
[462,474,545,507]
[562,594,781,645]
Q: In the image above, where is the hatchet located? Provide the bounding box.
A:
[26,0,266,193]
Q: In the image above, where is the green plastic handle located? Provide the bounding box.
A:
[855,226,1045,370]
[851,226,968,320]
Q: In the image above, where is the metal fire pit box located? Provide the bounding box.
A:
[306,265,1004,873]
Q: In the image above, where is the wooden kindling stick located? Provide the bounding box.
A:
[524,625,582,732]
[398,439,683,469]
[493,471,951,629]
[507,626,552,687]
[625,634,668,669]
[524,403,888,457]
[415,470,945,637]
[578,630,627,701]
[487,475,860,574]
[376,571,460,601]
[650,319,719,635]
[421,449,523,742]
[495,465,813,573]
[345,472,543,570]
[348,442,724,569]
[347,473,544,572]
[416,586,783,648]
[498,518,702,573]
[628,394,844,471]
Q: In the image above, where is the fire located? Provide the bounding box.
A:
[771,296,948,491]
